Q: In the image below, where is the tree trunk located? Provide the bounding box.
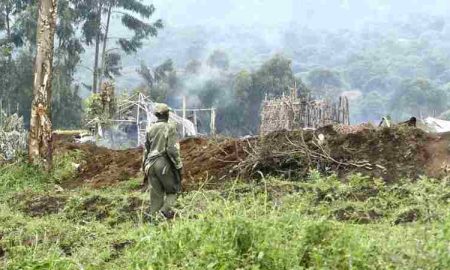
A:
[28,0,58,169]
[92,2,103,93]
[5,10,10,39]
[5,5,11,62]
[99,2,113,90]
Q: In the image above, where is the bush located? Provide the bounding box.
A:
[0,163,49,195]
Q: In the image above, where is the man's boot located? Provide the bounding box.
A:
[160,210,176,220]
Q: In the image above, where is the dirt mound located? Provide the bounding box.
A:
[325,125,428,180]
[54,134,249,189]
[423,131,450,178]
[239,125,444,181]
[53,125,450,190]
[180,137,249,187]
[54,135,142,188]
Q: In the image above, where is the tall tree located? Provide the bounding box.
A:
[138,59,177,102]
[0,0,30,56]
[306,68,344,98]
[0,0,86,129]
[252,54,296,99]
[73,0,163,93]
[52,0,84,128]
[28,0,58,168]
[391,78,448,119]
[207,49,230,70]
[227,55,307,134]
[0,0,33,108]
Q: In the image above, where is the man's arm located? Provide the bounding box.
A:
[141,130,151,189]
[166,124,183,170]
[142,130,150,172]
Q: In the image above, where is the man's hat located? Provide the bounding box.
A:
[154,103,172,114]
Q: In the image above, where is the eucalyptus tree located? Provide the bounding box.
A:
[28,0,57,168]
[0,0,31,56]
[207,50,230,71]
[52,0,84,128]
[73,0,163,93]
[138,59,177,102]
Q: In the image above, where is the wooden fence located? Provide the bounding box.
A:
[260,95,350,135]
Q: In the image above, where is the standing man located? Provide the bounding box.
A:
[143,103,183,220]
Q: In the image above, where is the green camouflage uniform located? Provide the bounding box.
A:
[143,107,183,216]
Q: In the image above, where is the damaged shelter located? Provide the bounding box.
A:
[85,82,217,148]
[260,89,350,134]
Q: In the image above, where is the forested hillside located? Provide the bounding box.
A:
[2,0,450,134]
[107,13,450,134]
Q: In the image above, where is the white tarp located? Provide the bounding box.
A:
[423,117,450,133]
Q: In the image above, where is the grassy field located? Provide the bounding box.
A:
[0,155,449,269]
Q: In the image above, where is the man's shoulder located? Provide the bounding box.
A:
[167,121,177,130]
[147,122,162,133]
[147,122,176,133]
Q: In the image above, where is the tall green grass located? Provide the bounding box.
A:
[0,151,83,196]
[0,163,49,194]
[0,164,449,269]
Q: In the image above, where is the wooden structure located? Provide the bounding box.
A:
[260,89,350,135]
[115,93,216,146]
[172,96,217,137]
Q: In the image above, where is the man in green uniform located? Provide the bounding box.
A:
[142,103,183,220]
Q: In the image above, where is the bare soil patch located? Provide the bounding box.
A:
[53,125,450,190]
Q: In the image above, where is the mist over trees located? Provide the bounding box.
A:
[2,0,450,135]
[126,11,450,134]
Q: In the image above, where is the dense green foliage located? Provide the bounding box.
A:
[170,54,306,135]
[0,0,161,129]
[0,155,449,269]
[73,0,162,93]
[122,12,450,132]
[3,1,450,134]
[0,0,86,128]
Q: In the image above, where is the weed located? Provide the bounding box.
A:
[0,165,449,269]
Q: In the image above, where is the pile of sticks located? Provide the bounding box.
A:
[260,94,350,135]
[236,130,385,179]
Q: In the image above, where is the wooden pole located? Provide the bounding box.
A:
[193,110,198,132]
[136,98,140,146]
[210,108,216,135]
[345,97,350,125]
[182,96,186,137]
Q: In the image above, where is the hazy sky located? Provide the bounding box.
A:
[148,0,450,29]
